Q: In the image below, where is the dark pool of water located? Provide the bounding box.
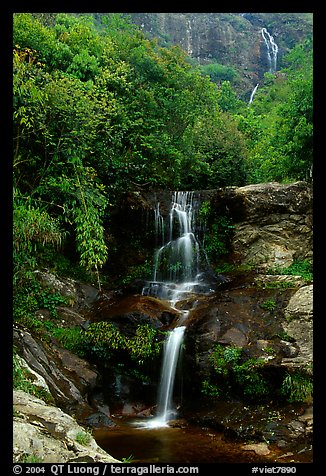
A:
[94,417,312,464]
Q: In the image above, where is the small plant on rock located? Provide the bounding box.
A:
[75,430,92,446]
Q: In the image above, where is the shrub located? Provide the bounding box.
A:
[199,203,235,263]
[84,322,161,365]
[280,370,313,403]
[267,259,313,282]
[260,299,277,311]
[207,344,271,401]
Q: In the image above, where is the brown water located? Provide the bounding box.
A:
[94,417,312,464]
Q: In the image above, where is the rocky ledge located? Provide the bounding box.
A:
[13,390,120,463]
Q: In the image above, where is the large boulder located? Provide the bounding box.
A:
[281,285,313,369]
[13,325,99,419]
[13,390,120,463]
[211,181,312,268]
[33,270,99,310]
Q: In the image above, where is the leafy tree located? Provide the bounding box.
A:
[200,62,238,84]
[184,109,249,188]
[217,80,243,113]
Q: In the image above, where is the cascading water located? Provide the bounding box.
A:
[249,27,278,105]
[142,191,209,306]
[248,82,259,105]
[261,27,278,73]
[138,191,212,428]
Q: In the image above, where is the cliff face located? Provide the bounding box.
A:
[127,13,313,94]
[131,181,312,271]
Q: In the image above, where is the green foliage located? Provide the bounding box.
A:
[75,430,92,446]
[267,260,313,282]
[12,12,313,292]
[233,358,271,399]
[13,193,66,262]
[204,219,234,261]
[38,249,96,283]
[260,299,277,311]
[256,280,295,290]
[128,325,161,364]
[13,13,313,197]
[207,344,271,401]
[205,344,312,404]
[280,370,313,403]
[117,260,153,286]
[36,290,68,318]
[121,454,134,463]
[50,327,88,357]
[187,108,249,188]
[84,321,161,365]
[241,39,313,183]
[200,63,238,84]
[20,455,44,463]
[275,331,295,343]
[200,207,235,263]
[201,379,221,397]
[217,81,243,112]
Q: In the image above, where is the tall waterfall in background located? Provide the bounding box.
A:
[139,191,212,428]
[261,27,279,73]
[249,27,278,105]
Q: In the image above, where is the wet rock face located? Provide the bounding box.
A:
[184,280,313,391]
[184,285,294,382]
[184,398,312,456]
[128,13,312,93]
[89,292,180,331]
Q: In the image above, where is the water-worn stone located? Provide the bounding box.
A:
[242,442,271,456]
[281,285,313,368]
[13,390,120,463]
[89,293,179,330]
[284,285,313,321]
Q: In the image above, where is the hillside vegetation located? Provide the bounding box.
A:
[13,12,313,294]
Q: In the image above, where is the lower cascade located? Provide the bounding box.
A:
[138,191,213,428]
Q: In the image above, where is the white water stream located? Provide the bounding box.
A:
[261,27,278,73]
[249,27,279,105]
[138,191,211,428]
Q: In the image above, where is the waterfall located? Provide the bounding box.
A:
[261,27,278,73]
[249,27,278,105]
[249,83,259,105]
[141,325,186,428]
[138,191,212,428]
[186,18,193,56]
[142,191,206,304]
